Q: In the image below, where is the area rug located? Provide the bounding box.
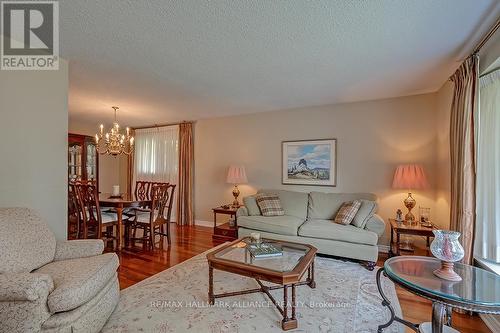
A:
[103,249,403,333]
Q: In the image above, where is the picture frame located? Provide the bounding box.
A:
[282,139,337,186]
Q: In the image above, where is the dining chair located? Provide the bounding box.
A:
[68,183,81,239]
[74,183,118,247]
[130,183,176,249]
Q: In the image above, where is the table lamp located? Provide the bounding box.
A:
[226,165,248,207]
[392,164,428,223]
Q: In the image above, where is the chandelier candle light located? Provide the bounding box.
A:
[392,164,429,223]
[226,165,248,207]
[95,106,134,156]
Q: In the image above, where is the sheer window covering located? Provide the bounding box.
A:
[475,70,500,263]
[133,125,179,220]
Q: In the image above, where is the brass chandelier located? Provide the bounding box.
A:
[95,106,134,156]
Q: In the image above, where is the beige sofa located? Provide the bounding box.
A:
[237,190,386,270]
[0,208,119,333]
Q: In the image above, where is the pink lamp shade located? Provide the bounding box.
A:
[226,165,248,184]
[392,164,428,190]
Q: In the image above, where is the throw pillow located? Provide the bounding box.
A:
[334,200,362,225]
[243,195,261,216]
[255,193,285,216]
[351,200,378,228]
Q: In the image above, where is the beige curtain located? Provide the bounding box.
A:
[127,128,135,197]
[177,122,194,226]
[449,55,478,265]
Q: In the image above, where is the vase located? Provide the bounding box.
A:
[430,230,464,281]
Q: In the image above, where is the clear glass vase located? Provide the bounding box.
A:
[430,230,464,263]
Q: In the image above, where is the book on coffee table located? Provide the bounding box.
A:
[247,242,283,258]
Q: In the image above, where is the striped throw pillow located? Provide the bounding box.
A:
[255,193,285,216]
[334,200,362,225]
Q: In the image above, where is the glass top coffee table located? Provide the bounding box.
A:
[376,256,500,333]
[206,237,317,330]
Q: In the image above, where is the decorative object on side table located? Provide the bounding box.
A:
[226,165,248,207]
[392,164,429,223]
[282,139,337,186]
[430,230,464,281]
[395,209,403,223]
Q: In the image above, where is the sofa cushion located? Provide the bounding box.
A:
[255,193,284,216]
[307,192,377,220]
[35,253,119,313]
[0,207,56,274]
[334,200,362,225]
[237,215,304,236]
[243,196,261,216]
[258,189,308,219]
[351,200,378,228]
[298,219,378,245]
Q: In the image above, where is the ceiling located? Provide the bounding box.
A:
[63,0,499,127]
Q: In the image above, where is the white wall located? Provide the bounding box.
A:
[0,61,69,239]
[68,119,128,193]
[195,93,444,245]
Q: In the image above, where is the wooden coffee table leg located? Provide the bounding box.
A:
[282,285,297,330]
[291,284,296,320]
[208,265,214,305]
[308,260,316,288]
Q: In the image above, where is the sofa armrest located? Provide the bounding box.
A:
[54,239,104,261]
[236,206,249,217]
[0,272,53,302]
[364,214,385,237]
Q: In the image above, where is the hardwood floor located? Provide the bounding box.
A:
[108,225,491,333]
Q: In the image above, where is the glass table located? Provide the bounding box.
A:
[377,256,500,333]
[206,237,317,330]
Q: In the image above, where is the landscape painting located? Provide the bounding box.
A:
[282,139,336,186]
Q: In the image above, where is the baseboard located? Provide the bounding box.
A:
[480,314,500,332]
[378,245,390,253]
[194,220,213,228]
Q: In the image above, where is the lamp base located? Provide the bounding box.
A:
[232,185,240,208]
[404,192,416,223]
[433,261,462,282]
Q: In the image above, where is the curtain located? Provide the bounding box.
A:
[127,128,135,197]
[475,70,500,263]
[449,55,479,265]
[133,125,179,219]
[177,122,194,226]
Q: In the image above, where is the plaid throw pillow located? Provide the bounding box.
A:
[255,193,285,216]
[334,200,362,225]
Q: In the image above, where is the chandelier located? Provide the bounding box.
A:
[95,106,134,156]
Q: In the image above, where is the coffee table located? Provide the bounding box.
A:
[206,237,317,330]
[376,256,500,333]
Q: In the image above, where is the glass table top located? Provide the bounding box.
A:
[213,238,312,273]
[384,256,500,307]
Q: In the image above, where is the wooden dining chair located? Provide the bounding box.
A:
[74,183,118,247]
[68,183,81,239]
[130,183,175,249]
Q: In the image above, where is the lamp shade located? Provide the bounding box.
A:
[392,164,428,190]
[226,165,248,184]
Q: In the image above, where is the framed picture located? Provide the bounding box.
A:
[282,139,337,186]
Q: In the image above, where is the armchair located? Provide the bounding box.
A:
[0,208,119,333]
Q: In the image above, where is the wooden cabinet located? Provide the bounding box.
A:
[68,133,99,239]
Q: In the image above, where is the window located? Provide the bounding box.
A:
[475,69,500,263]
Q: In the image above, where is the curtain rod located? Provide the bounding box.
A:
[132,120,195,130]
[473,18,500,55]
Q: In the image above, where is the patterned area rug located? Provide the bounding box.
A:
[103,249,403,333]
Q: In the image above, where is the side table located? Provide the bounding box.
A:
[212,206,239,243]
[388,218,436,256]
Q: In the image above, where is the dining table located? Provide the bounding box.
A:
[99,193,151,250]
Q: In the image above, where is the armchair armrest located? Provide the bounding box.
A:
[0,272,53,302]
[364,214,386,237]
[54,239,104,261]
[236,206,248,217]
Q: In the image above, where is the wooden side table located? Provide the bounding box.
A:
[388,218,436,257]
[212,206,239,243]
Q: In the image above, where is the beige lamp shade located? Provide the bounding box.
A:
[226,165,248,184]
[392,164,429,190]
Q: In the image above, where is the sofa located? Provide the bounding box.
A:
[0,208,120,333]
[237,190,386,269]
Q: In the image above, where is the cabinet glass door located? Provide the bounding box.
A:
[86,142,97,181]
[68,143,83,181]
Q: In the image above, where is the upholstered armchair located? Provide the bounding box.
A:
[0,208,120,333]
